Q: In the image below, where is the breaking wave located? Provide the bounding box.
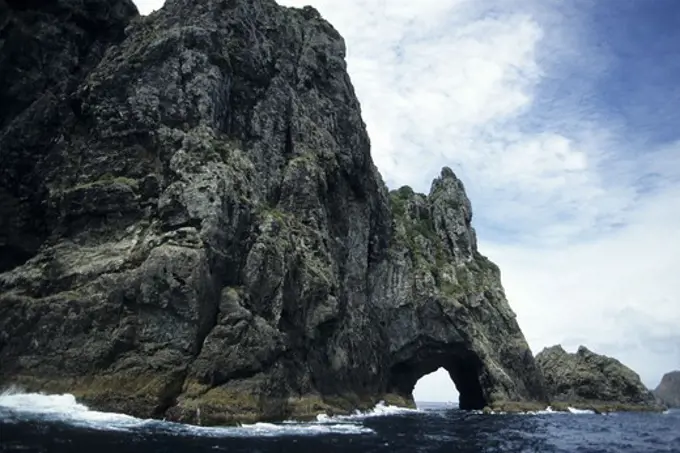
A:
[0,387,374,436]
[471,406,596,415]
[567,407,596,414]
[313,400,423,424]
[0,388,152,432]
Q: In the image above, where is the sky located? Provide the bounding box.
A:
[132,0,680,402]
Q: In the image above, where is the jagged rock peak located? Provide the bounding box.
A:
[0,0,547,423]
[536,345,663,412]
[433,166,467,191]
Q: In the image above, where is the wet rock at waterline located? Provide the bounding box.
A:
[535,345,663,413]
[0,0,548,424]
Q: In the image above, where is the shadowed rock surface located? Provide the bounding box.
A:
[536,345,662,412]
[0,0,547,424]
[654,371,680,408]
[0,0,138,273]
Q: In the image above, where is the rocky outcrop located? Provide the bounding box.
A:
[0,0,547,424]
[654,371,680,408]
[536,345,662,412]
[379,182,547,412]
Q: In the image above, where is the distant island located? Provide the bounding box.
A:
[535,345,663,413]
[654,371,680,408]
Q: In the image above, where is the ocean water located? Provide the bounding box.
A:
[0,390,678,453]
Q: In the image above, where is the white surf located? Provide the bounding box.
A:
[0,387,373,436]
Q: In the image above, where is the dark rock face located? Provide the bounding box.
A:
[0,0,547,423]
[0,0,138,273]
[654,371,680,408]
[536,345,661,412]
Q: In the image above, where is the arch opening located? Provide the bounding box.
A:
[132,0,166,16]
[388,348,488,410]
[413,368,459,406]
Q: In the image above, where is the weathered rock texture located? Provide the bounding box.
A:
[536,345,662,412]
[0,0,547,424]
[654,371,680,408]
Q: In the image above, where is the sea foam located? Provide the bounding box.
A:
[0,387,373,436]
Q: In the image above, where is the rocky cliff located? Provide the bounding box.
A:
[0,0,547,424]
[536,345,661,412]
[654,371,680,408]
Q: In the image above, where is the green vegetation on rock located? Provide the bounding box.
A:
[0,0,548,425]
[67,174,139,192]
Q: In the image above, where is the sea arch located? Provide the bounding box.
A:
[388,343,489,410]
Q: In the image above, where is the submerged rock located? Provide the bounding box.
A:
[654,371,680,408]
[536,345,662,413]
[0,0,547,424]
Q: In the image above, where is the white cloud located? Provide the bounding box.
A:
[483,182,680,387]
[274,0,632,247]
[273,0,680,394]
[133,0,680,396]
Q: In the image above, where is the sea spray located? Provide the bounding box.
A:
[0,389,375,436]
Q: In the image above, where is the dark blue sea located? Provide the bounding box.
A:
[0,392,678,452]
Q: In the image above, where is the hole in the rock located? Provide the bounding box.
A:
[134,0,166,16]
[389,348,488,410]
[413,367,459,407]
